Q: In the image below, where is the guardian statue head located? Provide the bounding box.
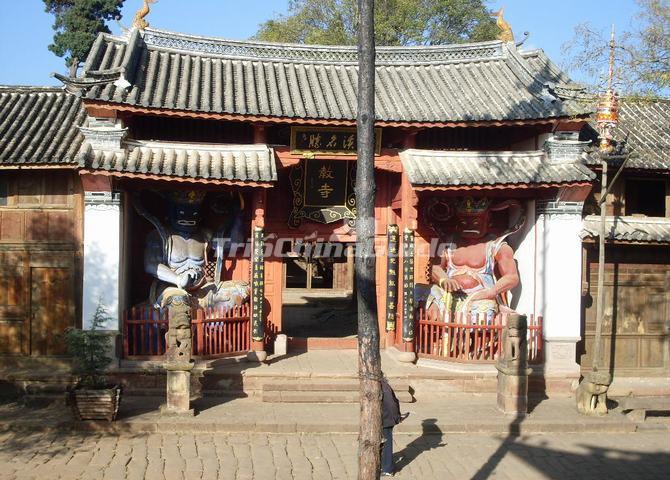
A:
[168,190,206,233]
[454,197,492,240]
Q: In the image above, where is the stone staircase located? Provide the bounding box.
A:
[261,378,414,403]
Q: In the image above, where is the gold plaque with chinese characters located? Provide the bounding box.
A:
[288,159,356,228]
[290,127,382,156]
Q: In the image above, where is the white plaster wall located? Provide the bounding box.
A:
[509,200,536,317]
[536,211,583,341]
[83,201,121,330]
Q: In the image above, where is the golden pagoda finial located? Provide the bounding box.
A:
[596,25,619,153]
[132,0,157,30]
[491,7,514,43]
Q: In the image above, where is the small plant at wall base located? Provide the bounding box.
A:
[65,301,121,421]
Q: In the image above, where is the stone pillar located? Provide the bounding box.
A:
[248,226,267,362]
[163,294,195,416]
[535,201,585,382]
[496,314,532,415]
[398,229,416,363]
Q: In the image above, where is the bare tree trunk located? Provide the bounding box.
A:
[356,1,382,479]
[69,58,79,78]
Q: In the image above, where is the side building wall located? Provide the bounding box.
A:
[0,170,83,357]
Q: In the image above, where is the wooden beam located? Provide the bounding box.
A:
[400,172,418,231]
[80,173,112,192]
[82,100,589,129]
[273,147,402,172]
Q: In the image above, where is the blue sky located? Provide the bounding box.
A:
[0,0,639,86]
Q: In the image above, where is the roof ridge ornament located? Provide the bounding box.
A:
[132,0,157,30]
[491,7,514,43]
[596,25,619,153]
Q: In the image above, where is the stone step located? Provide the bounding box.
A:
[260,379,414,403]
[262,381,411,393]
[262,390,414,404]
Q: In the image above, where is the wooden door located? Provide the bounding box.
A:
[0,252,28,354]
[581,245,670,375]
[29,255,75,356]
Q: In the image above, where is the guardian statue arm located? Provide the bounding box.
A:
[467,243,519,302]
[143,231,193,289]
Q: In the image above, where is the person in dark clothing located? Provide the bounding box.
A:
[381,375,405,477]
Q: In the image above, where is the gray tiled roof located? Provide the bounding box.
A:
[400,149,595,188]
[78,140,277,183]
[581,215,670,243]
[520,49,593,117]
[612,100,670,170]
[583,99,670,170]
[520,49,572,86]
[58,28,587,124]
[0,86,86,166]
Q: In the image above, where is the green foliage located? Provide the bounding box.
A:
[255,0,499,46]
[64,301,113,388]
[43,0,125,75]
[562,0,670,95]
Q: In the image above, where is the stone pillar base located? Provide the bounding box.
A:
[246,350,267,362]
[164,370,192,415]
[160,404,195,417]
[274,334,287,357]
[387,345,416,363]
[543,337,582,377]
[496,368,532,415]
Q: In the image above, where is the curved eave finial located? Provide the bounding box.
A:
[132,0,157,30]
[491,7,515,43]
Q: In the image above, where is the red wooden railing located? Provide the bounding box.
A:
[123,304,251,359]
[192,305,251,357]
[123,304,169,359]
[415,307,543,364]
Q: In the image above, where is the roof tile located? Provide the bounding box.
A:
[0,87,85,166]
[400,149,595,188]
[78,140,277,184]
[64,29,584,123]
[581,215,670,243]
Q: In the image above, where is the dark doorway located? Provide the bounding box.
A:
[282,242,357,338]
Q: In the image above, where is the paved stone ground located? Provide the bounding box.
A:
[1,430,668,480]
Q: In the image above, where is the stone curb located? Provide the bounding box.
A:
[0,419,648,435]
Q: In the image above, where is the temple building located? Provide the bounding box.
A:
[1,24,666,394]
[580,99,670,379]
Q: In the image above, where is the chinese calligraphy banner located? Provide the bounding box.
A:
[402,229,415,342]
[386,225,399,332]
[288,159,356,228]
[290,127,382,156]
[251,227,265,342]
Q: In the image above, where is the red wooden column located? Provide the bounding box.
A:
[403,129,418,150]
[253,124,267,144]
